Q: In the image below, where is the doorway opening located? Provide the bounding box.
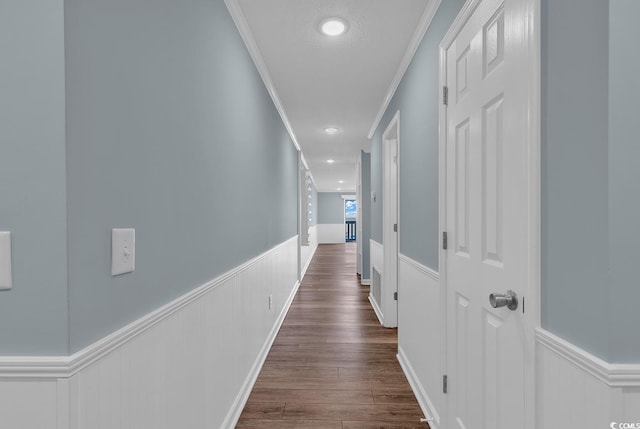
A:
[345,199,357,242]
[381,110,400,328]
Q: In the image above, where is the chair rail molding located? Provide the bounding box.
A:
[0,236,300,429]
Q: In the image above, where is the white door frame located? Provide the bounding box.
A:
[382,111,400,328]
[438,0,540,427]
[297,151,304,281]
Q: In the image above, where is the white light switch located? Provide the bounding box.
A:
[111,228,135,276]
[0,232,13,290]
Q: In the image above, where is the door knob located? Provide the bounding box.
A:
[489,290,518,311]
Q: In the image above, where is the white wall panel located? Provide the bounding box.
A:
[370,240,383,282]
[300,225,318,278]
[536,329,640,428]
[317,223,345,243]
[0,380,58,429]
[0,237,299,429]
[397,254,444,428]
[369,240,384,323]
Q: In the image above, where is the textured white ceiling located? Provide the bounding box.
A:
[233,0,432,192]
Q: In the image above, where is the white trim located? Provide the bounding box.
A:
[300,245,317,279]
[437,17,450,429]
[224,0,318,191]
[399,253,438,282]
[439,0,482,48]
[340,194,356,200]
[0,236,299,379]
[397,254,443,429]
[536,328,640,388]
[367,0,442,139]
[382,111,400,329]
[300,226,318,279]
[439,1,541,428]
[360,279,371,286]
[223,279,301,427]
[370,239,383,254]
[523,3,542,428]
[369,239,383,315]
[368,294,384,326]
[370,241,383,274]
[397,346,440,427]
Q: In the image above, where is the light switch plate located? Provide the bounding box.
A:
[111,228,135,276]
[0,232,13,290]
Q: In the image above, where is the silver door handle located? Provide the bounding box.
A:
[489,290,518,311]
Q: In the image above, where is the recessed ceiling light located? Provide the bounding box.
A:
[327,159,335,164]
[320,18,347,36]
[337,188,342,191]
[338,180,344,184]
[324,127,339,134]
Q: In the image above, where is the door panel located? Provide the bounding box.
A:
[445,0,528,427]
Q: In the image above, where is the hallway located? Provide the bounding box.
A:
[237,243,426,428]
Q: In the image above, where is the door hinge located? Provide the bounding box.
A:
[393,223,398,232]
[522,296,525,314]
[443,375,448,394]
[394,291,398,301]
[443,86,449,106]
[442,231,448,250]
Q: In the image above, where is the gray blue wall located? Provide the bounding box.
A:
[317,192,346,224]
[541,0,640,363]
[360,151,371,279]
[0,0,299,355]
[65,0,298,353]
[367,0,640,363]
[541,0,610,361]
[0,0,69,355]
[608,0,640,363]
[369,0,465,269]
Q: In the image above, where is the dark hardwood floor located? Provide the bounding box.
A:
[237,243,428,429]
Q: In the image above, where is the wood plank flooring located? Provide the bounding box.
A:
[237,243,428,429]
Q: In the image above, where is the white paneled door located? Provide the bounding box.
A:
[444,0,533,427]
[382,112,399,328]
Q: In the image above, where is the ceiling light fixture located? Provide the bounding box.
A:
[324,127,339,134]
[338,180,344,184]
[337,188,342,191]
[320,18,347,36]
[327,159,335,164]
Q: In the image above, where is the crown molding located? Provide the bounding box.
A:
[224,0,303,158]
[367,0,442,139]
[0,237,299,379]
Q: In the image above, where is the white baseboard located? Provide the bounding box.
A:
[536,328,640,426]
[397,346,440,428]
[368,294,384,326]
[0,237,300,429]
[397,254,443,428]
[223,279,300,427]
[369,240,384,326]
[360,279,371,285]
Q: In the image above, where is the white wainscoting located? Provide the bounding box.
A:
[369,240,384,324]
[536,328,640,428]
[317,223,345,243]
[0,236,299,429]
[300,224,318,278]
[397,254,444,428]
